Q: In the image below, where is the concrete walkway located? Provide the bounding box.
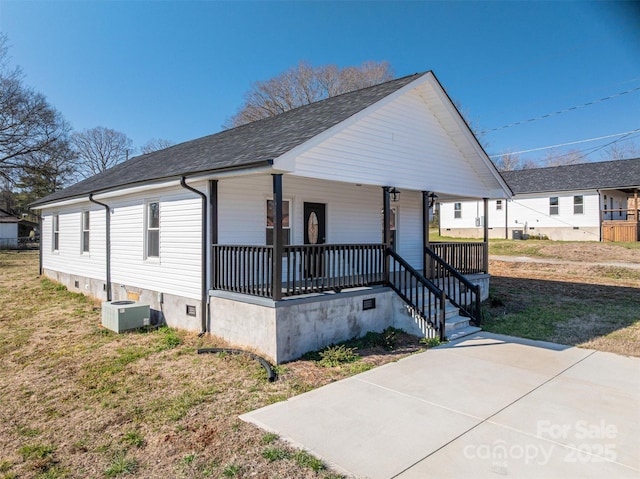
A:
[241,332,640,478]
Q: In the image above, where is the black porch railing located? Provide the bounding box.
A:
[429,241,487,275]
[387,248,446,341]
[425,247,481,324]
[211,243,385,298]
[211,242,482,333]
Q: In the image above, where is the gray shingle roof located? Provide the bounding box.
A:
[501,158,640,194]
[32,72,425,207]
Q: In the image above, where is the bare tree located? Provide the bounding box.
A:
[0,34,68,185]
[541,148,584,167]
[604,141,640,161]
[71,126,133,178]
[140,138,174,154]
[493,152,521,171]
[224,60,394,128]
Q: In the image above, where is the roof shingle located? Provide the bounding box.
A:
[32,72,424,207]
[501,158,640,194]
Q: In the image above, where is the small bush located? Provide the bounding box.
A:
[420,337,441,348]
[261,447,290,462]
[318,345,359,367]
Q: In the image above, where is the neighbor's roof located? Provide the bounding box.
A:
[501,158,640,194]
[32,72,426,207]
[0,208,21,223]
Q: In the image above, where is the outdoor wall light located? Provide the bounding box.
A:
[428,192,438,209]
[389,187,400,202]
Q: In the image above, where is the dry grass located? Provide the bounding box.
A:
[0,251,424,479]
[486,241,640,357]
[3,242,638,477]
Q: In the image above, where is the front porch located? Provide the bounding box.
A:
[205,174,497,363]
[209,240,489,363]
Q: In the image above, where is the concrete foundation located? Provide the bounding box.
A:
[441,227,600,241]
[42,269,202,331]
[43,268,489,364]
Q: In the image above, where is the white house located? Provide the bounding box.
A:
[32,71,511,363]
[0,208,20,249]
[439,158,640,242]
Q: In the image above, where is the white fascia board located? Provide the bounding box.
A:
[272,72,437,172]
[33,164,277,211]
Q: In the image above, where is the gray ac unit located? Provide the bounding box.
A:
[101,300,150,333]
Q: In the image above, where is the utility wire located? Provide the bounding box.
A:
[481,86,640,133]
[490,129,640,157]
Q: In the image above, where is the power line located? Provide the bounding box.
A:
[489,129,640,157]
[481,86,640,133]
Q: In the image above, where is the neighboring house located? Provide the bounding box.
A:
[0,208,20,249]
[31,71,510,363]
[0,209,40,249]
[440,158,640,242]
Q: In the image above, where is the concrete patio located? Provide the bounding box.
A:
[241,332,640,478]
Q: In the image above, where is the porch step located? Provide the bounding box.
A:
[444,314,481,341]
[446,324,482,342]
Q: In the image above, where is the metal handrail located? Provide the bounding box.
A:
[425,247,481,324]
[386,248,446,341]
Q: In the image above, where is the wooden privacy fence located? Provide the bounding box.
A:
[602,221,640,242]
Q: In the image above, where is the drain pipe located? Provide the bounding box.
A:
[88,194,112,301]
[179,177,208,336]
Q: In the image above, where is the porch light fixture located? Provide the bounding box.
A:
[428,192,438,209]
[389,187,400,202]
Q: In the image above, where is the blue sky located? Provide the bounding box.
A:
[0,1,638,165]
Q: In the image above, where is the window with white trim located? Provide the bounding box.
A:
[146,202,160,258]
[573,195,584,215]
[549,197,559,215]
[496,200,503,211]
[454,203,462,219]
[81,211,90,253]
[52,214,60,251]
[266,199,290,245]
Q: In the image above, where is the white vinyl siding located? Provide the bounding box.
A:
[41,207,106,281]
[440,191,602,240]
[218,175,425,269]
[40,184,203,300]
[282,83,505,199]
[109,187,202,299]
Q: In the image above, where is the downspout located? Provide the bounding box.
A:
[88,194,112,301]
[38,213,43,275]
[179,177,208,336]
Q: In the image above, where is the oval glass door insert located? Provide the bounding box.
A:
[307,212,319,244]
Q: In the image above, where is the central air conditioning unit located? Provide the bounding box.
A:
[101,300,151,333]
